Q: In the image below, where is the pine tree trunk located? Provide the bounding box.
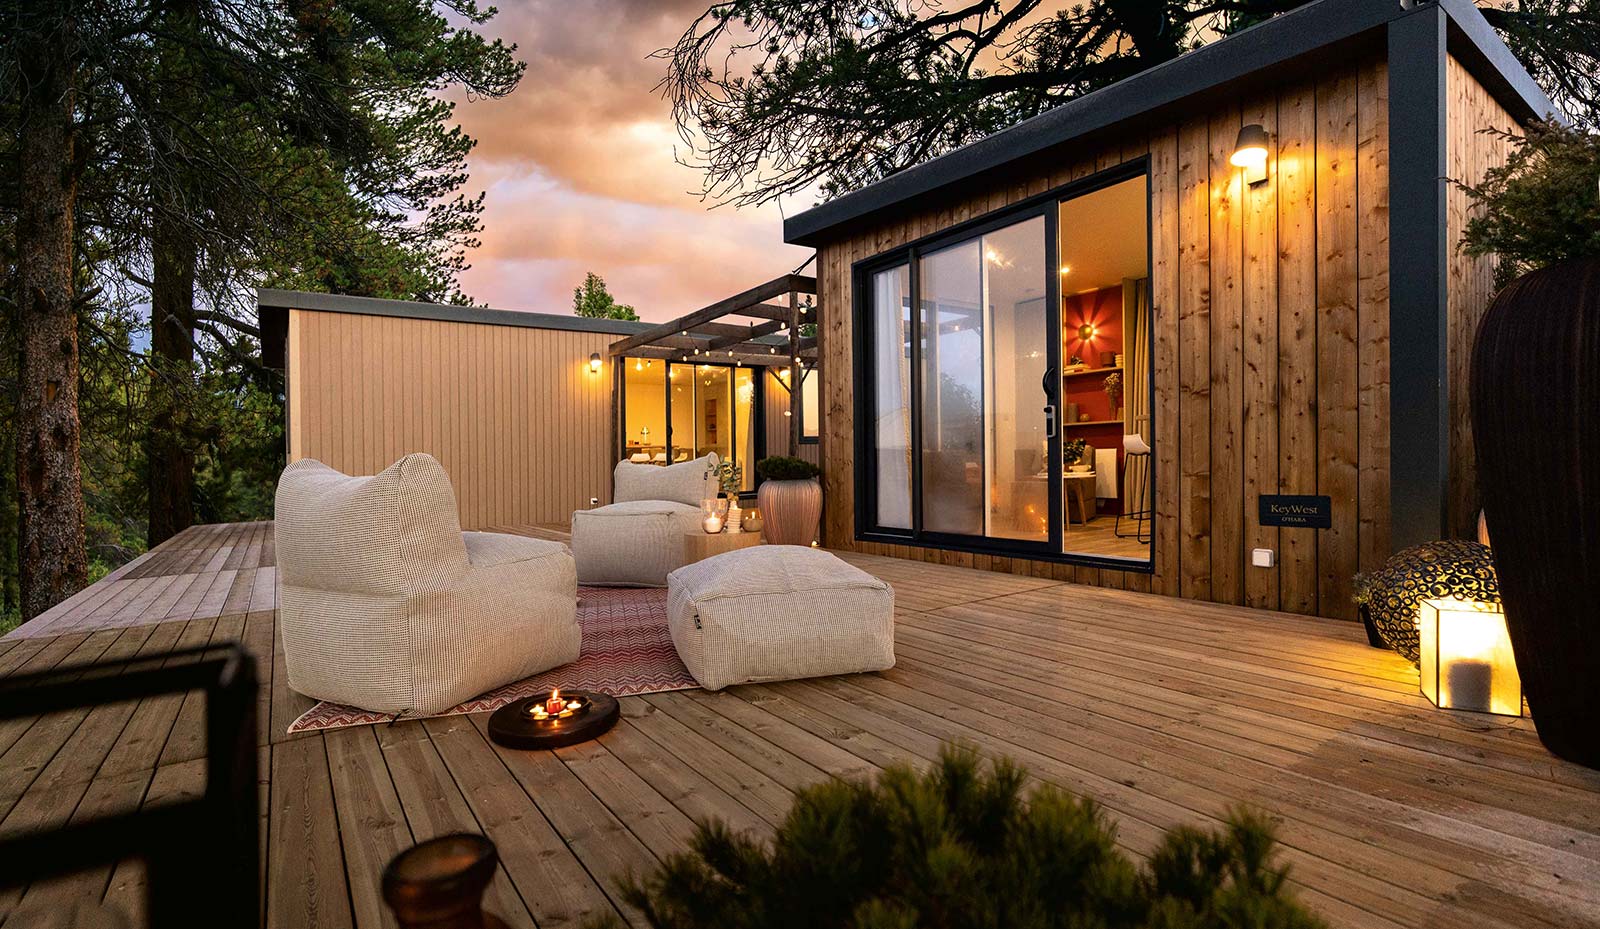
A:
[15,21,88,619]
[146,212,197,547]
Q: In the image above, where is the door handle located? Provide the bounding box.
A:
[1041,366,1056,395]
[1044,404,1057,439]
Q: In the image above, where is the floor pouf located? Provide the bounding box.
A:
[571,500,703,587]
[666,546,894,690]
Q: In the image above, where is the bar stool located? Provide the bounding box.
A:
[1116,434,1152,543]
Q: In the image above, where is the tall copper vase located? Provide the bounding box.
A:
[757,478,822,546]
[1470,257,1600,768]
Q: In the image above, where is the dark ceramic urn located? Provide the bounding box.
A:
[1470,257,1600,768]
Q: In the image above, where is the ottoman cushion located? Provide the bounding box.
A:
[666,546,894,690]
[571,500,703,587]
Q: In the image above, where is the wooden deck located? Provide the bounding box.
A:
[3,522,1598,928]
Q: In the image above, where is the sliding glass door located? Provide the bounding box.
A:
[856,163,1153,567]
[862,209,1059,554]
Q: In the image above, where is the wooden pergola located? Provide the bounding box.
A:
[608,273,818,450]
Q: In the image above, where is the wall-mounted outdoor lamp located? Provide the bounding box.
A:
[1231,123,1270,186]
[1419,599,1523,716]
[588,352,602,374]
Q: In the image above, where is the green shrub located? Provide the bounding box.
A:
[1458,120,1600,288]
[594,744,1325,929]
[757,455,821,481]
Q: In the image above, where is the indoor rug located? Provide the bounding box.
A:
[287,587,696,734]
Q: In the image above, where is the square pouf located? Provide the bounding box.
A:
[571,500,704,587]
[667,546,895,691]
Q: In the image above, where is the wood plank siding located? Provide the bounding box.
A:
[762,370,821,468]
[286,309,616,530]
[1445,55,1519,540]
[816,59,1395,619]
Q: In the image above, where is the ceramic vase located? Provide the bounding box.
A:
[1470,256,1600,768]
[757,478,822,546]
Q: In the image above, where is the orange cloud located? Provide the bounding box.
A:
[447,0,811,319]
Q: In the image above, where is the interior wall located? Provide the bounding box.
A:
[817,56,1393,620]
[1446,55,1519,540]
[286,309,616,530]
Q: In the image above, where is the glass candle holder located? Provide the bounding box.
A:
[382,833,511,929]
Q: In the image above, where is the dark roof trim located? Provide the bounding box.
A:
[783,0,1556,247]
[256,288,653,337]
[1438,0,1560,124]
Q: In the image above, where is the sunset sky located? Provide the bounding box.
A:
[447,0,814,322]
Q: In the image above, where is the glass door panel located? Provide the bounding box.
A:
[734,367,756,492]
[917,215,1052,545]
[694,365,732,465]
[919,240,985,536]
[668,363,696,462]
[623,358,666,464]
[1057,173,1152,564]
[870,264,913,530]
[983,217,1050,542]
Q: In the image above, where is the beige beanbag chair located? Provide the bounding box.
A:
[274,454,579,715]
[572,453,721,587]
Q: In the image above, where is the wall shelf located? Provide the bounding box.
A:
[1064,419,1124,428]
[1062,365,1123,379]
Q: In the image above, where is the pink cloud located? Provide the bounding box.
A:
[446,0,812,320]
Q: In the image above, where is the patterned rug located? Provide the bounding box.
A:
[287,587,697,734]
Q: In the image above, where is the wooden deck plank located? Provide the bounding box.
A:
[0,521,1596,929]
[325,726,414,929]
[267,737,355,929]
[422,716,624,929]
[375,724,536,926]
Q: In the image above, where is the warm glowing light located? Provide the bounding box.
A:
[1078,322,1097,341]
[1060,265,1072,275]
[588,353,602,374]
[1419,599,1522,716]
[635,359,643,371]
[1231,123,1270,185]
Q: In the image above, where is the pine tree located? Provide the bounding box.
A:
[572,272,640,320]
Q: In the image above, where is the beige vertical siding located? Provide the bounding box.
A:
[287,309,616,530]
[1446,55,1519,541]
[762,369,821,469]
[816,56,1396,620]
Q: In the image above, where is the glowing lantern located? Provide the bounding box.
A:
[1418,599,1523,716]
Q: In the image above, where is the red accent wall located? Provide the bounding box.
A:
[1062,285,1127,513]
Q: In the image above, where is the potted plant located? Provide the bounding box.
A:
[1063,437,1087,472]
[1464,121,1600,767]
[755,455,821,546]
[706,460,744,532]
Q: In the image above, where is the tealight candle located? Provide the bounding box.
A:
[703,515,723,534]
[545,689,566,715]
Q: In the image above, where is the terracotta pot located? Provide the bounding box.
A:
[757,478,822,546]
[1470,256,1600,769]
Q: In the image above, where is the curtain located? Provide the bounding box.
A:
[1122,278,1152,508]
[874,268,913,529]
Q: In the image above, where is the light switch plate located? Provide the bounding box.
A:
[1251,548,1276,568]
